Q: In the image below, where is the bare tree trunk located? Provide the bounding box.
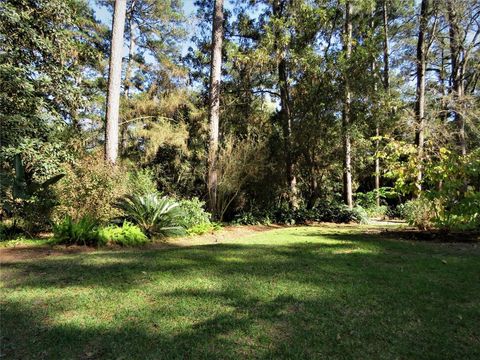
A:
[304,150,318,209]
[273,0,298,209]
[375,126,381,206]
[371,21,380,208]
[447,0,466,156]
[375,0,390,207]
[342,0,353,209]
[278,57,298,209]
[439,45,448,123]
[105,0,127,164]
[382,0,390,90]
[120,3,137,156]
[207,0,224,215]
[414,0,428,197]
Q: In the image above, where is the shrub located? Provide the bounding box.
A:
[53,215,102,246]
[386,205,404,219]
[362,205,388,218]
[402,198,436,230]
[0,154,64,233]
[186,222,220,236]
[178,198,212,228]
[127,169,158,196]
[53,217,149,247]
[53,154,128,223]
[355,188,396,219]
[433,192,480,231]
[97,222,148,246]
[233,209,273,225]
[350,206,369,224]
[0,222,6,241]
[233,202,368,225]
[177,198,219,235]
[215,133,269,220]
[116,193,185,237]
[314,202,368,224]
[423,149,480,231]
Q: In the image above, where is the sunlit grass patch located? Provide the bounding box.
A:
[1,226,479,359]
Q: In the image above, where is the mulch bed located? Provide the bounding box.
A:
[381,228,480,243]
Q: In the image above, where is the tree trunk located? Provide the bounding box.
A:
[375,0,390,207]
[105,0,127,165]
[382,0,390,90]
[304,150,318,209]
[342,0,353,209]
[439,46,448,123]
[207,0,224,215]
[273,0,298,209]
[375,126,381,206]
[120,3,137,156]
[371,25,380,208]
[278,57,298,209]
[447,0,466,156]
[414,0,428,197]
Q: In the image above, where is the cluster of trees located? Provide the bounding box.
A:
[1,0,479,227]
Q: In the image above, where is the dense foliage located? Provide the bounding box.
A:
[234,203,369,226]
[1,0,479,238]
[97,221,149,246]
[53,216,148,246]
[116,193,185,237]
[53,215,101,246]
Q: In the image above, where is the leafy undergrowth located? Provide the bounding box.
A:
[1,226,479,359]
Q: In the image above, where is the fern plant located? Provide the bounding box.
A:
[53,215,102,246]
[116,193,185,237]
[97,222,148,246]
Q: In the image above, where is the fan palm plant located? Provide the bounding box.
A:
[116,193,185,237]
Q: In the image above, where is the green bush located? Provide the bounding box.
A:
[177,198,220,235]
[186,222,221,236]
[54,154,128,223]
[386,204,404,219]
[0,222,6,240]
[233,210,273,225]
[0,154,64,233]
[178,198,212,227]
[350,206,369,224]
[400,195,479,232]
[362,205,388,218]
[424,149,480,231]
[402,198,436,230]
[53,217,150,247]
[97,222,148,246]
[128,169,158,196]
[53,215,102,246]
[116,193,185,237]
[233,202,368,225]
[433,192,480,231]
[355,188,396,219]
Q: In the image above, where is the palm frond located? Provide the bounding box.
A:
[116,193,185,237]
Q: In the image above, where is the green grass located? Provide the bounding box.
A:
[1,226,479,359]
[0,236,52,248]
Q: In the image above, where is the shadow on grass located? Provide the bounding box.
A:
[2,231,480,359]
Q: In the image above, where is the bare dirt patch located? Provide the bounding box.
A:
[380,228,480,243]
[0,245,98,263]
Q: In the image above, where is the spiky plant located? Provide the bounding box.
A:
[116,193,185,237]
[53,215,101,246]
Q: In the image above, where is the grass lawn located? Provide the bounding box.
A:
[1,226,479,359]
